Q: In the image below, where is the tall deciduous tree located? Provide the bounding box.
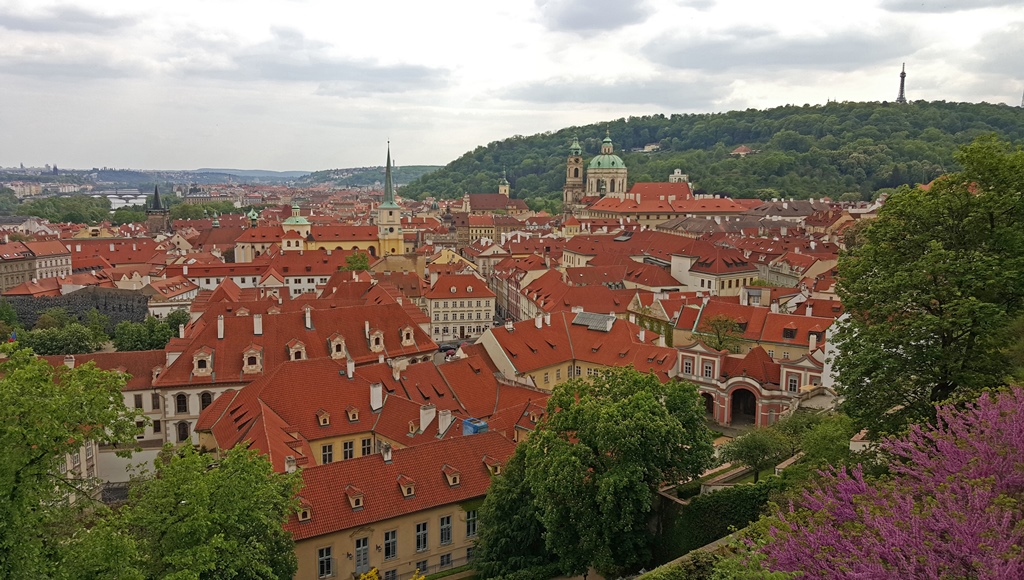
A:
[476,369,714,578]
[76,445,301,579]
[0,343,140,578]
[719,429,790,483]
[834,136,1024,434]
[697,314,744,352]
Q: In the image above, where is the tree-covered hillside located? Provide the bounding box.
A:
[297,165,441,188]
[400,101,1024,208]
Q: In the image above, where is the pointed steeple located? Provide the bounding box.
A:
[151,185,164,211]
[569,135,582,156]
[381,142,399,209]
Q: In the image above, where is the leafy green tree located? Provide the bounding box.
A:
[18,324,102,355]
[34,307,75,330]
[165,309,190,330]
[477,369,715,577]
[0,343,141,578]
[79,445,301,579]
[111,206,146,225]
[0,299,18,327]
[697,314,744,352]
[345,252,370,271]
[83,308,111,344]
[720,429,791,483]
[834,136,1024,435]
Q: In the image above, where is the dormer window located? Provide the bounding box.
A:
[287,339,306,361]
[345,485,364,511]
[398,474,416,498]
[442,464,461,487]
[483,455,502,476]
[328,333,346,360]
[192,348,213,376]
[346,406,359,423]
[369,330,384,353]
[242,344,263,374]
[316,409,330,427]
[783,327,797,339]
[400,326,415,347]
[298,507,311,521]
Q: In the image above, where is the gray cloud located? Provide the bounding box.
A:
[880,0,1020,12]
[176,27,447,94]
[646,26,917,73]
[0,5,137,34]
[536,0,652,34]
[0,45,144,79]
[504,76,727,110]
[970,22,1024,76]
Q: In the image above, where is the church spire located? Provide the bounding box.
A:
[383,142,396,206]
[896,63,907,104]
[151,184,164,211]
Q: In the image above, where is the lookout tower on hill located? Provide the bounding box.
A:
[896,63,907,104]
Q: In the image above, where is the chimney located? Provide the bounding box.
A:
[109,243,115,252]
[370,383,383,411]
[639,328,646,343]
[437,409,453,436]
[132,243,137,251]
[304,306,312,330]
[544,312,551,326]
[63,355,75,369]
[809,333,818,352]
[253,314,263,335]
[381,442,393,463]
[504,320,514,332]
[284,456,297,473]
[183,265,188,276]
[364,320,370,339]
[657,335,666,347]
[178,324,185,339]
[535,314,543,329]
[420,404,437,432]
[217,315,224,339]
[346,359,355,379]
[806,303,813,318]
[771,300,780,314]
[629,313,636,323]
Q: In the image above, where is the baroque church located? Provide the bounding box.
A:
[562,132,628,209]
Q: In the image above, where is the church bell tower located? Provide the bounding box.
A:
[377,143,404,256]
[563,136,585,208]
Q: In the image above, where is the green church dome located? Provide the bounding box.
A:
[588,154,625,169]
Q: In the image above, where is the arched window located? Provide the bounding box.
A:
[573,168,579,178]
[175,394,188,414]
[293,350,303,360]
[176,421,190,442]
[200,392,213,410]
[247,355,257,366]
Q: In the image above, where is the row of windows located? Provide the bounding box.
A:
[321,438,373,464]
[433,300,491,309]
[433,312,489,321]
[698,277,753,290]
[433,326,486,336]
[317,512,476,578]
[172,392,214,415]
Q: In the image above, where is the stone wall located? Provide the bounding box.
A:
[7,286,150,329]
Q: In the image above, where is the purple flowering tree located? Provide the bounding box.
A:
[760,387,1024,579]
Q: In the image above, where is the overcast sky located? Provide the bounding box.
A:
[1,0,1021,171]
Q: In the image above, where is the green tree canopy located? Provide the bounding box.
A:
[719,428,791,483]
[476,369,714,578]
[345,252,370,271]
[113,315,184,352]
[834,135,1024,435]
[0,343,141,578]
[696,314,743,352]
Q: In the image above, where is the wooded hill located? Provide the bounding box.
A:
[297,164,441,188]
[399,101,1024,211]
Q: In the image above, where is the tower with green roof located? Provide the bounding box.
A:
[562,135,585,209]
[377,143,403,256]
[282,202,311,239]
[585,131,627,196]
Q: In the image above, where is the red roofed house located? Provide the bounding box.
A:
[424,274,495,344]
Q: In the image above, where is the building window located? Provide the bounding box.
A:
[415,560,428,575]
[767,349,775,358]
[153,420,161,433]
[440,553,452,569]
[134,394,143,409]
[321,444,334,465]
[317,547,333,578]
[702,362,713,378]
[440,515,452,545]
[151,393,160,409]
[175,394,188,414]
[355,537,369,574]
[384,571,397,580]
[466,510,478,537]
[684,360,693,374]
[543,372,549,384]
[555,369,561,380]
[788,377,799,392]
[384,530,397,560]
[361,438,372,457]
[343,441,354,460]
[200,392,213,410]
[467,547,475,562]
[416,522,428,552]
[783,351,790,359]
[176,421,189,442]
